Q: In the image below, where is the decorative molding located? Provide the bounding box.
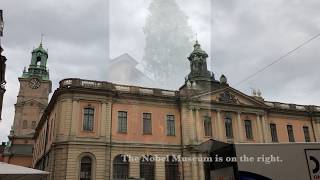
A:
[218,91,238,104]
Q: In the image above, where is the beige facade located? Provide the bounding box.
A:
[32,79,320,180]
[32,42,320,180]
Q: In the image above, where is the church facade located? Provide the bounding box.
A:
[30,41,320,180]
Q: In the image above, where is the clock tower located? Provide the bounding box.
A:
[12,42,51,137]
[3,42,51,167]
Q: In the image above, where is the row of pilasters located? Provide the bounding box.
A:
[182,105,271,145]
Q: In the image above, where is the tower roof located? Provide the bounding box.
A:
[32,43,48,56]
[21,42,50,80]
[188,40,208,60]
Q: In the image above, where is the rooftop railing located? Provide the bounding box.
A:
[59,78,178,97]
[265,101,320,112]
[59,78,320,111]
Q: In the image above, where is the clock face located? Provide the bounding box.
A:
[29,78,41,89]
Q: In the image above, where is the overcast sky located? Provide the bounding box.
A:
[1,0,320,141]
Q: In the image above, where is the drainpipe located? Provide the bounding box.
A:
[179,100,185,180]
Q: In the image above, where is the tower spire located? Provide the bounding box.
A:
[40,33,44,47]
[187,41,213,82]
[21,41,49,80]
[195,32,198,42]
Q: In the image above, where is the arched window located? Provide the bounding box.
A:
[113,154,129,180]
[22,120,28,129]
[140,155,155,180]
[36,56,41,66]
[83,107,94,131]
[165,155,180,180]
[80,156,92,180]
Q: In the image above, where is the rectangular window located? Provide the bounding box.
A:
[270,123,278,142]
[143,113,152,134]
[167,115,175,136]
[118,111,127,133]
[204,116,212,137]
[287,125,295,142]
[303,126,311,142]
[83,107,94,131]
[225,117,233,138]
[244,120,253,139]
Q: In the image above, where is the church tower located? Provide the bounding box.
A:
[12,42,51,137]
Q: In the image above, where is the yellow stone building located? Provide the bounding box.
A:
[32,42,320,180]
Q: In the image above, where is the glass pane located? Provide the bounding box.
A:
[118,111,127,133]
[83,108,94,131]
[113,155,129,179]
[140,156,155,180]
[80,157,92,180]
[165,156,180,180]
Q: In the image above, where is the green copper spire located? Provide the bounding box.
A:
[21,42,49,80]
[187,41,212,82]
[188,40,208,61]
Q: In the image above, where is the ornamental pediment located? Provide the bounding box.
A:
[191,87,267,107]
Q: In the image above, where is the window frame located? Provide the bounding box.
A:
[225,117,233,139]
[113,154,129,180]
[166,114,175,136]
[303,126,311,142]
[287,124,295,142]
[140,155,155,180]
[165,155,180,180]
[80,156,92,180]
[244,120,253,139]
[270,123,278,142]
[78,153,96,180]
[203,116,212,137]
[83,106,95,132]
[142,113,152,135]
[118,111,128,133]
